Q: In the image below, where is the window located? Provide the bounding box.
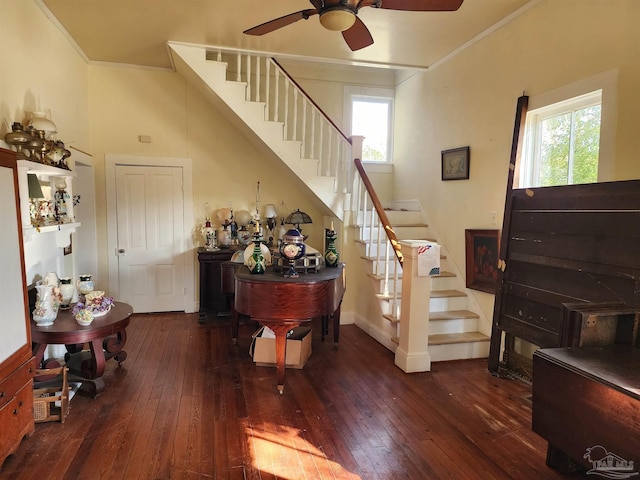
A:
[520,91,601,188]
[344,86,394,164]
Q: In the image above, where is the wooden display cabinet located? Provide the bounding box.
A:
[0,148,35,468]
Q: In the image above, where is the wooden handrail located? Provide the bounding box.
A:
[271,58,352,145]
[354,158,403,267]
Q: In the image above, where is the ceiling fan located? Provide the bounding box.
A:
[243,0,464,51]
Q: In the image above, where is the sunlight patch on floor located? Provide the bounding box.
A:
[247,422,361,479]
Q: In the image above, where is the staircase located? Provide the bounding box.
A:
[352,197,490,364]
[167,42,490,369]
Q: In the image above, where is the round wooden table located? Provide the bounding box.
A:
[31,301,133,397]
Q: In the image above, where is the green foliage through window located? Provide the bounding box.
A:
[521,91,601,188]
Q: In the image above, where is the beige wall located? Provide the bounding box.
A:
[88,65,336,295]
[393,0,640,324]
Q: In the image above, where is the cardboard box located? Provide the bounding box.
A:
[251,326,312,369]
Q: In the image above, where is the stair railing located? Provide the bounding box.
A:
[352,158,403,318]
[207,48,353,199]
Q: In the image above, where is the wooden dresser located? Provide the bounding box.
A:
[0,149,35,467]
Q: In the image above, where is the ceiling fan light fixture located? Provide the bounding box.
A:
[319,8,356,32]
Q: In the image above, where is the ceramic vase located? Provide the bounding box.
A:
[77,274,94,295]
[246,234,266,274]
[43,271,59,288]
[33,284,60,326]
[218,226,232,247]
[59,277,75,309]
[324,228,339,268]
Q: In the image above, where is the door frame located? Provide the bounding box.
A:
[105,154,195,313]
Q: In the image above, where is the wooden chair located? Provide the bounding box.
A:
[33,367,70,423]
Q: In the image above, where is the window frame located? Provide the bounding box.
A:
[515,69,618,188]
[343,86,395,168]
[521,90,602,188]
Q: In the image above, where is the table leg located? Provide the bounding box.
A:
[32,343,48,368]
[84,338,106,379]
[274,329,287,394]
[231,304,239,345]
[104,329,128,364]
[333,303,342,349]
[264,322,301,394]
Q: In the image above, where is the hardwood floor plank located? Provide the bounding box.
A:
[1,314,587,479]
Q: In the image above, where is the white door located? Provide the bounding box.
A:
[114,165,185,313]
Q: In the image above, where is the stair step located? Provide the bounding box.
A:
[376,292,400,301]
[369,272,403,281]
[383,314,399,324]
[368,270,454,281]
[431,271,455,278]
[429,310,479,321]
[428,332,489,346]
[430,289,466,298]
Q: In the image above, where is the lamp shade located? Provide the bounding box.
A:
[285,209,312,229]
[234,210,252,227]
[27,174,44,199]
[27,112,57,135]
[319,8,356,31]
[263,204,278,218]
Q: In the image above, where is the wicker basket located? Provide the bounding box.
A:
[33,367,70,423]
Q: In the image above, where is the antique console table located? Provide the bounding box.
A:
[234,264,345,394]
[31,301,133,398]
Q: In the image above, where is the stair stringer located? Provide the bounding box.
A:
[167,42,344,220]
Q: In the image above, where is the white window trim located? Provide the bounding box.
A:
[344,85,395,169]
[517,69,618,187]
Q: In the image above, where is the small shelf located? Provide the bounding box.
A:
[23,222,80,246]
[17,159,76,177]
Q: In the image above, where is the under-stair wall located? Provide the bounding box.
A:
[168,42,353,221]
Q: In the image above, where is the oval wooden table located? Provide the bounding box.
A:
[31,301,133,398]
[235,265,345,394]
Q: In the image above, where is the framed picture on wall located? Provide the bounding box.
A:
[441,146,470,181]
[465,229,500,293]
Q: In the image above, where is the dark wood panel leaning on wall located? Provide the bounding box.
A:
[489,179,640,375]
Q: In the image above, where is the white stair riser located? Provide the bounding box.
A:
[429,318,479,335]
[429,296,468,312]
[384,210,424,225]
[371,277,402,294]
[366,259,401,275]
[376,298,400,316]
[429,340,490,362]
[355,209,423,225]
[360,241,400,257]
[356,226,430,241]
[430,276,458,290]
[371,278,402,295]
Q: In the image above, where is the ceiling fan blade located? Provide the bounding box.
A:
[361,0,463,11]
[243,9,318,36]
[342,17,374,51]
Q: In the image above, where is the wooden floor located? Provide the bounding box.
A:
[1,313,587,480]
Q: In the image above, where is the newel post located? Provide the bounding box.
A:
[394,241,432,373]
